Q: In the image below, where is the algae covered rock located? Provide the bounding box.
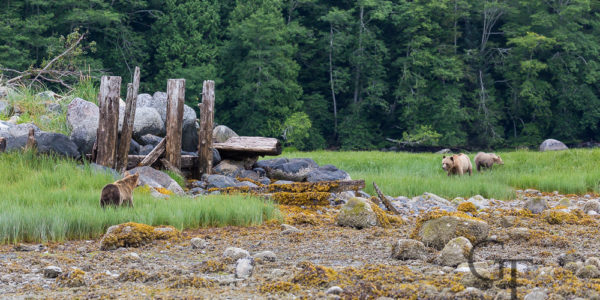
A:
[435,237,472,267]
[413,212,489,250]
[524,197,548,214]
[391,239,427,260]
[100,222,181,250]
[335,197,378,229]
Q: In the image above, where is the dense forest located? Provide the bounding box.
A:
[2,0,600,150]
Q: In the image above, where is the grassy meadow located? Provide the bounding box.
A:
[279,149,600,200]
[0,151,280,243]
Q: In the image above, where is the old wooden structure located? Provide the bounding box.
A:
[90,71,282,178]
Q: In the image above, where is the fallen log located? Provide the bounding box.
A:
[213,136,281,159]
[139,138,166,167]
[373,182,401,215]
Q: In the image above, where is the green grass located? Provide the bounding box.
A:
[276,149,600,200]
[0,151,280,243]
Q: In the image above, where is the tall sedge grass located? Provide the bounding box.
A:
[277,149,600,200]
[0,151,280,243]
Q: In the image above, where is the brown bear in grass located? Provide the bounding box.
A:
[474,152,504,172]
[100,172,139,208]
[442,153,473,176]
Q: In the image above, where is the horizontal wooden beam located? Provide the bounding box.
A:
[213,136,281,159]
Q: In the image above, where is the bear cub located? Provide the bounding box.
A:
[474,152,503,172]
[100,172,139,208]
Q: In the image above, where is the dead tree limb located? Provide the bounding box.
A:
[25,128,37,151]
[140,138,166,167]
[373,182,401,215]
[29,33,86,89]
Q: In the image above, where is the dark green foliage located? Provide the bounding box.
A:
[2,0,600,149]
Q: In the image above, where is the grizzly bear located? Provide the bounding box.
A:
[442,153,473,176]
[100,172,139,208]
[474,152,503,172]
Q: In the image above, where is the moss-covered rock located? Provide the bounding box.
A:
[100,222,181,250]
[435,237,472,267]
[412,211,489,250]
[391,239,427,260]
[335,197,378,229]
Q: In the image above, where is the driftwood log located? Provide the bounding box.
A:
[139,138,166,167]
[213,136,281,160]
[373,182,401,215]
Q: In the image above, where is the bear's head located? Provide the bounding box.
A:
[492,154,504,165]
[442,155,455,171]
[123,172,140,187]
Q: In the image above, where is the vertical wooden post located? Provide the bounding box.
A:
[25,128,37,150]
[0,137,6,153]
[116,66,140,172]
[198,80,215,177]
[95,76,121,168]
[165,79,185,169]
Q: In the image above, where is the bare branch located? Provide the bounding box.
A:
[29,33,86,88]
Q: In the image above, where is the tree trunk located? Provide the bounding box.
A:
[353,5,364,104]
[328,24,338,135]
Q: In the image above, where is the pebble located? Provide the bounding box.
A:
[235,258,253,279]
[190,238,209,249]
[223,247,250,261]
[253,251,276,263]
[326,286,343,295]
[281,224,301,234]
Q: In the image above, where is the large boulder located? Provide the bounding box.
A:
[336,197,378,229]
[5,131,79,159]
[67,98,99,154]
[138,134,163,147]
[181,105,198,152]
[100,222,180,250]
[213,125,238,143]
[132,107,165,139]
[8,123,40,137]
[306,165,351,182]
[415,214,489,250]
[539,139,568,151]
[129,166,184,195]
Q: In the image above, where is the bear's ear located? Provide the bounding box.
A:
[450,156,454,161]
[124,171,130,177]
[443,156,446,159]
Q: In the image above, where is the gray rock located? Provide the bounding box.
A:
[239,169,260,181]
[436,237,472,267]
[129,139,140,155]
[435,148,451,154]
[336,197,377,229]
[238,181,259,188]
[558,252,584,266]
[139,144,154,155]
[181,105,198,152]
[14,244,44,251]
[391,239,427,260]
[37,91,57,101]
[190,238,208,249]
[272,180,294,185]
[258,177,271,185]
[306,164,351,182]
[129,166,185,195]
[87,163,121,180]
[132,107,165,139]
[213,159,246,177]
[8,122,40,137]
[576,265,600,278]
[203,174,240,189]
[583,200,600,213]
[326,286,343,295]
[585,257,600,269]
[253,251,276,263]
[213,125,238,143]
[539,139,568,151]
[235,258,253,279]
[455,287,484,299]
[508,227,530,240]
[223,247,250,261]
[281,224,300,234]
[254,158,289,169]
[500,216,516,228]
[212,148,221,165]
[67,98,99,154]
[524,198,548,214]
[138,134,163,146]
[45,102,62,114]
[6,131,80,158]
[417,215,489,250]
[43,266,62,278]
[524,288,548,300]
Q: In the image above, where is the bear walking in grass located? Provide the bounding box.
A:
[442,154,473,176]
[100,172,139,208]
[474,152,503,172]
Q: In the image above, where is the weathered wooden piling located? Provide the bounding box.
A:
[197,80,215,177]
[95,76,121,168]
[165,79,186,170]
[116,67,140,172]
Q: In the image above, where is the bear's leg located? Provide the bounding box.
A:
[468,166,472,176]
[477,163,481,172]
